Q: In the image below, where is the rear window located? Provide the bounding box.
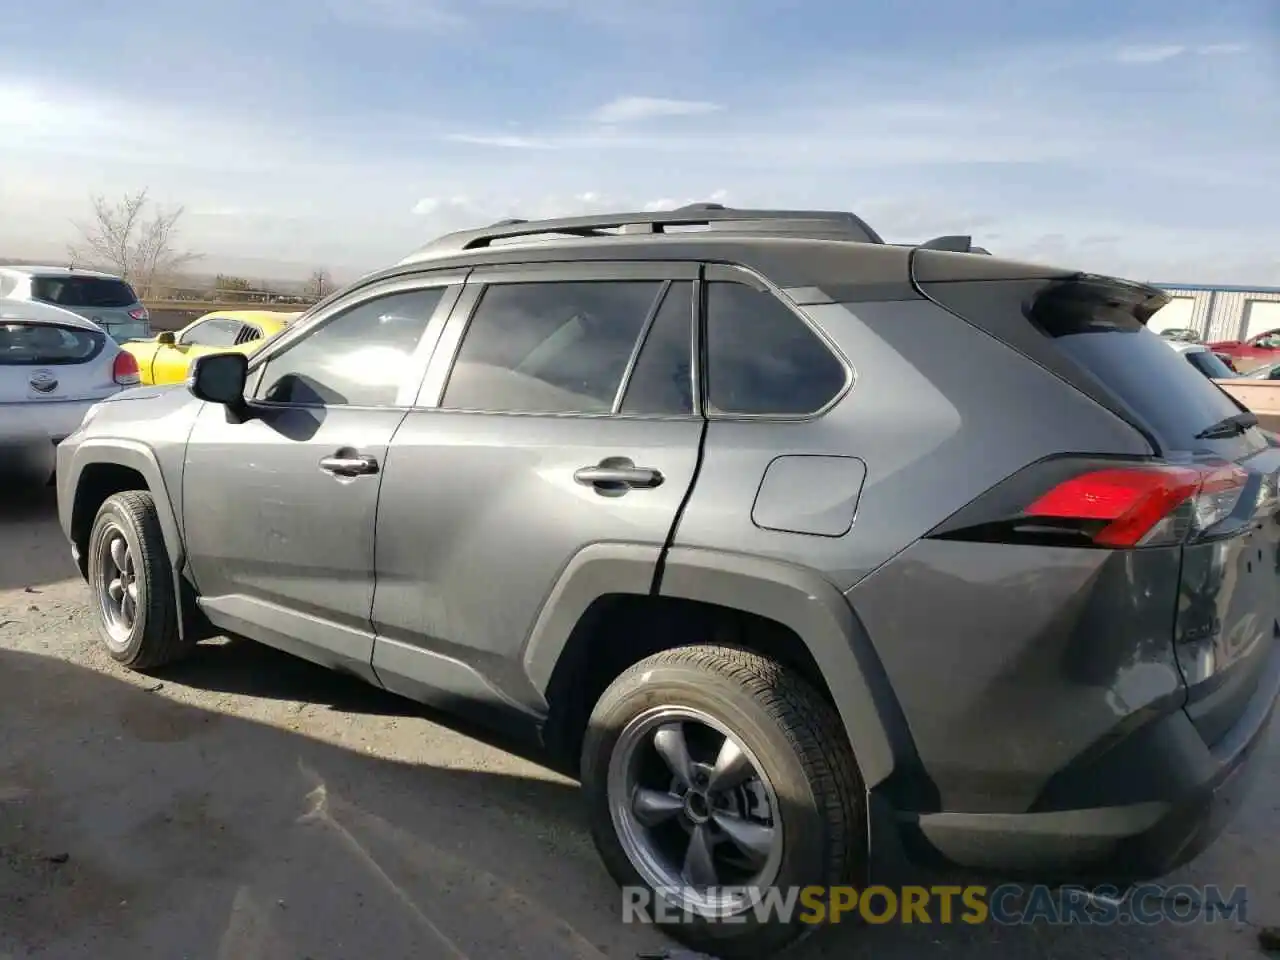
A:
[31,276,138,308]
[1028,279,1244,445]
[1184,350,1237,380]
[0,323,105,365]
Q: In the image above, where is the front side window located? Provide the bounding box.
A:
[1252,330,1280,349]
[180,318,244,347]
[705,281,847,416]
[441,280,664,414]
[255,288,444,406]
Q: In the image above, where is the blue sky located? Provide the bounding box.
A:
[0,0,1276,283]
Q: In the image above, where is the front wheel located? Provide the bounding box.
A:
[86,491,187,669]
[581,645,865,959]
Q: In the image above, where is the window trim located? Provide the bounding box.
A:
[416,261,697,418]
[700,263,854,422]
[244,273,466,410]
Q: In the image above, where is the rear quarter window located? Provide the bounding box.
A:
[31,276,138,309]
[0,323,105,364]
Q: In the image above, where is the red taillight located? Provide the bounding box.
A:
[129,306,149,321]
[1024,464,1248,547]
[112,350,140,386]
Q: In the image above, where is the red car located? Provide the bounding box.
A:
[1206,328,1280,372]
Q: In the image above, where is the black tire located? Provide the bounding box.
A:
[581,644,864,959]
[86,491,187,670]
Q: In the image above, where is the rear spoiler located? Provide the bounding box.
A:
[918,235,991,255]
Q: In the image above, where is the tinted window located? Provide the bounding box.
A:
[31,276,138,308]
[621,281,694,416]
[442,280,662,414]
[1184,350,1236,379]
[180,318,243,347]
[0,323,104,365]
[705,281,847,416]
[257,288,443,406]
[1029,279,1242,444]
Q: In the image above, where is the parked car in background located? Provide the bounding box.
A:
[0,299,139,479]
[55,204,1280,958]
[122,309,301,385]
[1165,339,1240,379]
[1245,361,1280,380]
[1206,328,1280,372]
[0,266,150,343]
[1159,327,1202,343]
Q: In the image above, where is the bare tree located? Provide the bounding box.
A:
[306,268,334,301]
[68,189,201,298]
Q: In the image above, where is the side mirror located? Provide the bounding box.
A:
[157,331,176,345]
[188,352,248,407]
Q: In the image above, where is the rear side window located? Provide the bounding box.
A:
[1028,279,1243,445]
[705,281,847,416]
[31,276,138,308]
[621,281,694,416]
[441,280,663,414]
[0,323,105,365]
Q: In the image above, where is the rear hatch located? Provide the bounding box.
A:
[0,320,117,403]
[914,253,1280,747]
[31,275,150,342]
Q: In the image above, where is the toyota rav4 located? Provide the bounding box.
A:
[56,205,1279,958]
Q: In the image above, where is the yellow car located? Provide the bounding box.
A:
[123,310,301,385]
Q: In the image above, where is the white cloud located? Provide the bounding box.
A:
[443,132,558,149]
[590,96,723,124]
[1114,41,1250,64]
[1197,42,1249,55]
[1115,44,1187,63]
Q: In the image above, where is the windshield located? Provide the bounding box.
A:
[1029,278,1246,448]
[31,275,139,308]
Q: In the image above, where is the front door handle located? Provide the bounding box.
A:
[574,457,664,492]
[319,453,380,477]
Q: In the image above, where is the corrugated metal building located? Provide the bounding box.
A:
[1148,283,1280,342]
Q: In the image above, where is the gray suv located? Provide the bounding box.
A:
[55,206,1280,957]
[0,265,151,343]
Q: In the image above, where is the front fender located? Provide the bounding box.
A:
[58,437,186,584]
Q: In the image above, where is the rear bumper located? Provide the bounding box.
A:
[870,638,1279,885]
[1,398,99,445]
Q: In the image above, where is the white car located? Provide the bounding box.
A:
[0,300,140,478]
[1163,339,1239,380]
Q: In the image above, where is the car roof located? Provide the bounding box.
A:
[0,264,126,281]
[195,309,299,327]
[0,297,108,331]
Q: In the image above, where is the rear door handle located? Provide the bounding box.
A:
[574,458,664,491]
[319,453,380,477]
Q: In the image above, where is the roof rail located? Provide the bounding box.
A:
[399,204,885,263]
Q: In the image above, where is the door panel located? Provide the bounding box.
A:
[370,412,703,712]
[183,404,406,680]
[371,264,702,716]
[180,279,461,677]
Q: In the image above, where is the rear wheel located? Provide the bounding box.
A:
[582,644,864,959]
[87,491,187,669]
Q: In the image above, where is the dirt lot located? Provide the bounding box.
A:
[1,483,1277,959]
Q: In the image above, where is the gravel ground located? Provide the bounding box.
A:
[1,483,1276,960]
